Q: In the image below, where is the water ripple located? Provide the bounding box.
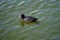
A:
[0,0,60,40]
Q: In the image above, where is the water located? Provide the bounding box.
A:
[0,0,60,40]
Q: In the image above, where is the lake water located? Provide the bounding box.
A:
[0,0,60,40]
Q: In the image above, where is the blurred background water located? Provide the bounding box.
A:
[0,0,60,40]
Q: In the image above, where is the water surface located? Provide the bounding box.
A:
[0,0,60,40]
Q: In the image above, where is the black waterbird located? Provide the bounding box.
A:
[21,14,38,23]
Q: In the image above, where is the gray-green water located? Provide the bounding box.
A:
[0,0,60,40]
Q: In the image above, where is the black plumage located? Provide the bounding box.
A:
[21,14,38,22]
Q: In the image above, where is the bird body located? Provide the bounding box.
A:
[21,14,38,22]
